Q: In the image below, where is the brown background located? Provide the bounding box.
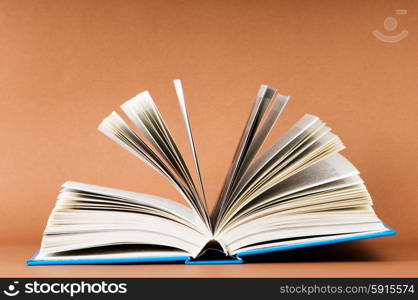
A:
[0,0,417,277]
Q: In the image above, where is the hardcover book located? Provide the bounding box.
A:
[28,80,395,265]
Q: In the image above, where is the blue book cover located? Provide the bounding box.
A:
[27,226,396,265]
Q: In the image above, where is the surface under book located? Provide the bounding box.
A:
[28,80,395,265]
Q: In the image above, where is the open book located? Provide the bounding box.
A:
[28,80,395,265]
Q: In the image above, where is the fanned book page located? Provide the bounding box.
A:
[28,80,395,265]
